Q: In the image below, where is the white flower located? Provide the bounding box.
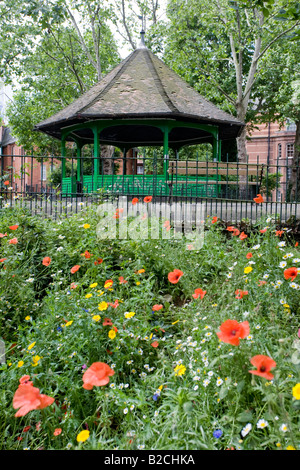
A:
[241,423,252,437]
[154,410,159,417]
[293,258,300,263]
[257,419,268,429]
[123,408,128,414]
[216,377,223,386]
[252,244,260,250]
[278,241,286,247]
[280,423,288,432]
[203,379,210,387]
[279,261,287,268]
[263,274,269,279]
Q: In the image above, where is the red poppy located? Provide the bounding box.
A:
[119,276,128,284]
[81,250,92,259]
[226,226,235,232]
[82,362,115,390]
[70,265,80,274]
[4,180,9,186]
[22,425,31,433]
[168,269,184,284]
[70,282,78,289]
[275,230,284,237]
[53,428,62,436]
[94,258,103,265]
[249,355,276,380]
[217,319,250,346]
[144,196,152,203]
[192,288,206,299]
[9,225,18,230]
[151,341,159,348]
[152,304,163,311]
[260,228,267,233]
[104,279,113,288]
[13,382,54,417]
[9,238,18,245]
[212,216,218,224]
[0,258,7,263]
[296,242,299,247]
[239,231,247,239]
[132,198,139,205]
[253,194,264,203]
[232,228,240,236]
[42,256,51,266]
[19,375,32,385]
[103,318,113,326]
[0,233,7,238]
[235,289,248,299]
[108,299,119,309]
[258,280,267,286]
[284,267,298,282]
[246,252,253,259]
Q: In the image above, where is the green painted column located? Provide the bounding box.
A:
[163,126,169,179]
[61,138,66,178]
[76,143,83,182]
[93,127,100,191]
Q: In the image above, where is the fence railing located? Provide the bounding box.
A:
[0,153,299,223]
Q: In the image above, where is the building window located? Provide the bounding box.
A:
[277,143,282,158]
[137,164,144,175]
[286,143,294,159]
[41,163,47,181]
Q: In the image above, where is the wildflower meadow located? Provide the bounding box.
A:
[0,199,299,451]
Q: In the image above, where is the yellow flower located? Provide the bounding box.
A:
[104,280,113,289]
[286,446,296,450]
[65,320,73,327]
[124,311,135,319]
[108,329,116,339]
[136,281,141,286]
[90,283,98,288]
[174,364,186,376]
[17,360,24,368]
[76,430,90,442]
[27,342,36,351]
[25,316,31,321]
[292,383,300,400]
[137,269,145,274]
[92,315,101,322]
[98,301,108,311]
[32,355,41,367]
[85,293,93,299]
[83,224,90,229]
[244,266,253,274]
[172,320,179,325]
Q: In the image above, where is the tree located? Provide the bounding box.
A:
[1,1,120,152]
[164,0,300,161]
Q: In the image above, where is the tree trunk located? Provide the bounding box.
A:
[236,125,248,163]
[101,145,114,174]
[289,119,300,201]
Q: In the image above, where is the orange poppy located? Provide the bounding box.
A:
[144,196,152,203]
[232,228,240,236]
[9,225,19,230]
[212,216,218,224]
[226,226,235,232]
[152,304,163,311]
[108,299,119,308]
[119,276,128,284]
[217,319,250,346]
[151,341,159,348]
[103,318,113,326]
[82,362,115,390]
[13,382,54,417]
[260,228,267,233]
[192,288,206,299]
[81,250,92,259]
[9,238,18,244]
[19,375,32,385]
[296,242,299,247]
[239,231,247,239]
[132,198,139,205]
[3,180,9,186]
[0,258,7,263]
[53,428,62,436]
[249,355,276,380]
[235,289,248,299]
[94,258,103,265]
[275,230,284,237]
[70,282,78,289]
[168,269,184,284]
[70,265,80,274]
[258,280,267,286]
[253,194,264,203]
[246,252,253,259]
[0,233,7,238]
[104,279,113,288]
[42,256,51,266]
[284,267,298,282]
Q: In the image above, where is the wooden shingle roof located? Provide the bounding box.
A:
[35,44,244,145]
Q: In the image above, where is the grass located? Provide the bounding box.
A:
[0,202,299,450]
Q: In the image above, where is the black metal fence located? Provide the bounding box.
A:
[0,153,299,223]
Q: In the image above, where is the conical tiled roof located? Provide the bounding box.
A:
[35,42,244,145]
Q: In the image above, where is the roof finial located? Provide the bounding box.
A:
[137,14,147,49]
